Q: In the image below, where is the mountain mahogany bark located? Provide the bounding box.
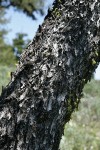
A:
[0,0,100,149]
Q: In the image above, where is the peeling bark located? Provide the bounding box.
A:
[0,0,100,149]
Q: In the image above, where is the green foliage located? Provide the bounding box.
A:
[60,80,100,150]
[0,65,16,93]
[83,80,100,97]
[0,8,8,49]
[0,8,8,25]
[0,8,17,65]
[0,0,45,19]
[0,8,30,65]
[0,45,17,65]
[12,33,30,53]
[0,29,6,49]
[0,1,45,65]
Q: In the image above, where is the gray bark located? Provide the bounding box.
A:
[0,0,100,149]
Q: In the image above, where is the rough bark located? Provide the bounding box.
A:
[0,0,100,149]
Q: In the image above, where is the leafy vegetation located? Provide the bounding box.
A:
[0,0,45,66]
[0,8,30,65]
[0,45,17,65]
[0,0,45,19]
[0,8,8,49]
[60,80,100,150]
[0,8,17,65]
[12,33,30,54]
[0,65,16,92]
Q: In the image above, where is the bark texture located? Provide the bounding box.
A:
[0,0,100,149]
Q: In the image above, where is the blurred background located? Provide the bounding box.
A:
[0,0,100,149]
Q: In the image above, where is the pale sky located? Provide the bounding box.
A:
[5,0,54,44]
[5,8,45,44]
[94,64,100,80]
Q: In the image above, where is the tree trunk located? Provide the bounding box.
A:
[0,0,100,149]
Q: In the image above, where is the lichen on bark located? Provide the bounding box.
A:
[0,0,100,150]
